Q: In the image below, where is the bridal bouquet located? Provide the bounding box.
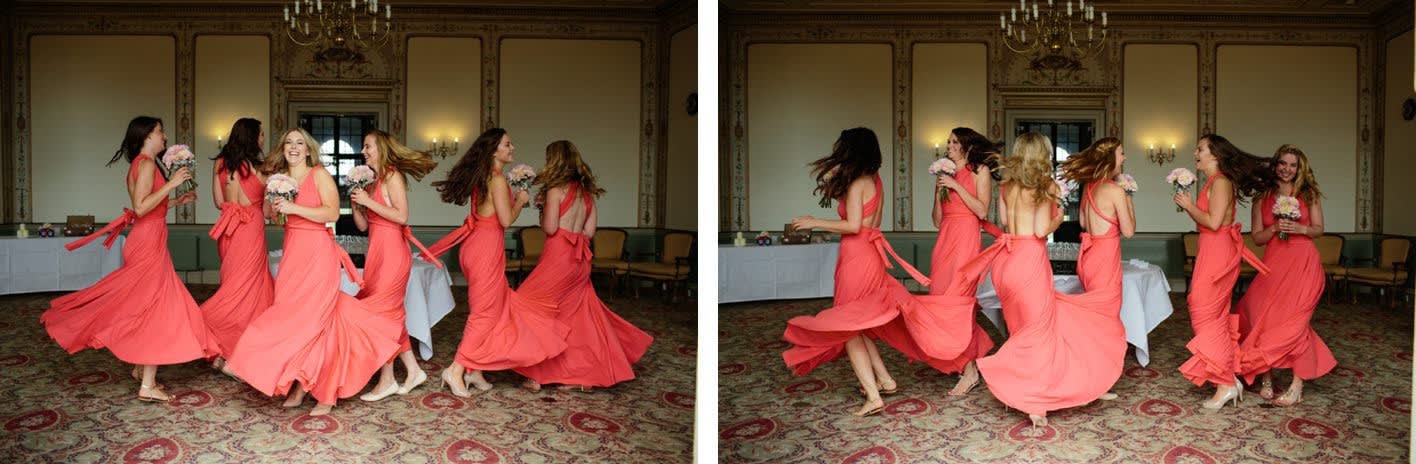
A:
[1117,173,1138,196]
[347,165,376,211]
[1272,195,1302,240]
[928,157,959,202]
[1054,176,1077,208]
[162,145,198,196]
[265,174,299,225]
[506,163,537,192]
[1166,168,1197,212]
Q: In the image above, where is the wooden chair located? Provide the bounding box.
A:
[1346,236,1412,307]
[1182,232,1199,289]
[1313,234,1346,303]
[507,226,546,286]
[626,230,695,303]
[590,227,630,291]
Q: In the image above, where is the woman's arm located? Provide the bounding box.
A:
[1279,197,1324,239]
[540,187,564,236]
[1251,192,1274,245]
[791,177,866,235]
[490,175,529,227]
[129,158,186,216]
[276,169,341,223]
[210,164,226,210]
[1177,177,1231,230]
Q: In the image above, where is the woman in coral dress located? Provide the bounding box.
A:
[971,132,1128,428]
[201,118,274,373]
[1236,144,1336,406]
[1059,137,1136,400]
[224,128,402,416]
[927,127,1001,396]
[514,141,654,391]
[42,116,215,402]
[1172,134,1273,410]
[424,128,570,397]
[783,127,984,417]
[350,129,439,401]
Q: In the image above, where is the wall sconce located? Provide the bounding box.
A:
[216,136,225,152]
[934,143,941,158]
[1147,143,1176,165]
[430,137,459,159]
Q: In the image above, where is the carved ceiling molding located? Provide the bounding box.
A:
[8,8,680,227]
[723,23,1381,232]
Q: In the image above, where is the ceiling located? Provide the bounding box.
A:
[14,0,680,10]
[721,0,1404,16]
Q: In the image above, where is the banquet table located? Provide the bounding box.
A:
[719,243,839,304]
[268,250,457,359]
[0,236,125,296]
[974,259,1174,366]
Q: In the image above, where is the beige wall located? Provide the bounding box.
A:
[195,35,269,224]
[500,38,641,228]
[910,43,987,231]
[1386,31,1416,235]
[747,43,894,231]
[665,25,698,231]
[31,35,176,223]
[1123,44,1200,232]
[406,37,482,226]
[1218,45,1358,232]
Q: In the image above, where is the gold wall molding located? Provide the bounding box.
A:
[724,16,1386,232]
[7,3,692,228]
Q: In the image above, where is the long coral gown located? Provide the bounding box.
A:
[1178,174,1270,388]
[356,171,440,358]
[782,175,983,376]
[971,192,1127,417]
[1236,194,1335,383]
[424,188,570,371]
[41,155,220,364]
[927,165,996,372]
[224,171,402,404]
[514,185,654,387]
[200,164,275,355]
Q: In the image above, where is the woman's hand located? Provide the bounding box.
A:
[1173,191,1194,211]
[172,191,197,206]
[169,167,193,187]
[271,197,294,215]
[1277,219,1305,235]
[790,215,817,230]
[937,175,960,191]
[350,187,371,207]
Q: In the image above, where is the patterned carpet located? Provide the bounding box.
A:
[0,284,695,463]
[719,294,1412,463]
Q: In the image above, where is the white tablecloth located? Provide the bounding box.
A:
[719,243,839,304]
[268,250,457,359]
[0,236,125,295]
[975,259,1174,366]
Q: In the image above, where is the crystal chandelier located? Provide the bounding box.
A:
[283,0,394,61]
[999,0,1108,71]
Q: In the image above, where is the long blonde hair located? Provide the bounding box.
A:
[1273,144,1323,204]
[1000,132,1058,205]
[365,129,437,185]
[535,140,606,206]
[1059,137,1122,183]
[261,128,321,175]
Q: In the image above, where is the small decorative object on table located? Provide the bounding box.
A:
[16,223,28,238]
[38,223,56,238]
[755,231,772,246]
[64,216,95,237]
[733,231,746,247]
[782,223,811,244]
[811,234,826,244]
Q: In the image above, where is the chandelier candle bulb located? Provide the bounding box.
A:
[1012,8,1016,21]
[1033,4,1039,19]
[1001,14,1006,29]
[1102,12,1107,26]
[1021,0,1026,10]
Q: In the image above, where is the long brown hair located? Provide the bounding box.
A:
[1199,134,1273,203]
[1059,136,1122,183]
[1272,144,1323,204]
[951,127,1003,180]
[214,118,263,177]
[535,140,605,206]
[260,128,320,175]
[433,127,504,206]
[364,129,437,185]
[810,127,881,208]
[1000,132,1058,205]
